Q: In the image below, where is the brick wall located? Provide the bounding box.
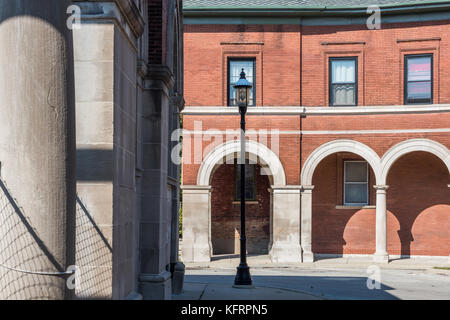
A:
[310,151,449,256]
[148,0,163,64]
[185,20,450,106]
[211,164,271,254]
[182,18,450,257]
[386,152,449,256]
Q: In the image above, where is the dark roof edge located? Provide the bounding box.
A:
[183,2,450,17]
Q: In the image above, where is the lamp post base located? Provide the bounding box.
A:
[232,284,255,289]
[234,263,253,287]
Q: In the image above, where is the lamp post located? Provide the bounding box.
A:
[233,69,253,287]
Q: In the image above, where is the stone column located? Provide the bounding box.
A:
[181,185,212,263]
[270,186,302,263]
[300,185,315,262]
[169,95,185,295]
[0,0,76,299]
[138,65,174,300]
[373,185,389,263]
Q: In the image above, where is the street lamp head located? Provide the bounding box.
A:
[233,68,252,107]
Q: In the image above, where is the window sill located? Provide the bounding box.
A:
[335,205,375,210]
[232,201,259,205]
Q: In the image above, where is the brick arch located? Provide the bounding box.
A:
[197,139,286,186]
[301,139,382,186]
[380,138,450,185]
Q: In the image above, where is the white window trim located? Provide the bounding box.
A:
[343,160,369,206]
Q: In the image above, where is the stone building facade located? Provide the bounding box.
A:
[0,0,184,300]
[181,0,450,264]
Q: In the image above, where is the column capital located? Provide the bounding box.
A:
[181,185,211,193]
[373,185,389,191]
[270,185,302,194]
[301,185,315,192]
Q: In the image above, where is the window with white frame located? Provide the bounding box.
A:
[329,57,357,106]
[228,59,255,106]
[344,161,368,206]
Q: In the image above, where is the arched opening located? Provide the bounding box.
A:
[300,139,382,262]
[312,152,377,256]
[182,139,296,263]
[386,151,450,257]
[210,159,272,256]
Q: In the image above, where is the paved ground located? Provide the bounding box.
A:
[174,255,450,300]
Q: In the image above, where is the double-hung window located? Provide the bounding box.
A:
[235,162,256,201]
[228,59,255,106]
[405,54,433,104]
[343,161,368,206]
[329,57,357,106]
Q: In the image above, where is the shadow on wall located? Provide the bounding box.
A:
[75,196,113,299]
[0,179,66,299]
[312,154,377,255]
[312,152,450,257]
[0,178,113,299]
[387,152,450,257]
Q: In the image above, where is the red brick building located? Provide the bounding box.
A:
[180,0,450,263]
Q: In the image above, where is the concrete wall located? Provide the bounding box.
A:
[74,22,115,299]
[74,4,140,299]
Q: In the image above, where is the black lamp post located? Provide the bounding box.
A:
[233,69,253,287]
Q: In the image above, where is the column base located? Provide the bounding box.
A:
[139,271,172,300]
[270,243,302,263]
[302,250,314,263]
[171,262,185,295]
[373,252,389,263]
[181,244,211,263]
[124,291,143,300]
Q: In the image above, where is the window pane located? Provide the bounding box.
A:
[345,162,367,182]
[332,84,355,105]
[344,184,368,204]
[407,81,431,100]
[407,56,431,81]
[332,60,355,83]
[229,60,254,106]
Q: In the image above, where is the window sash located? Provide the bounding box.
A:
[330,58,357,106]
[405,54,432,104]
[343,161,368,206]
[331,60,356,83]
[331,83,356,106]
[228,59,255,106]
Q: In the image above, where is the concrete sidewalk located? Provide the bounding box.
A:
[173,282,323,300]
[185,254,450,273]
[174,255,450,300]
